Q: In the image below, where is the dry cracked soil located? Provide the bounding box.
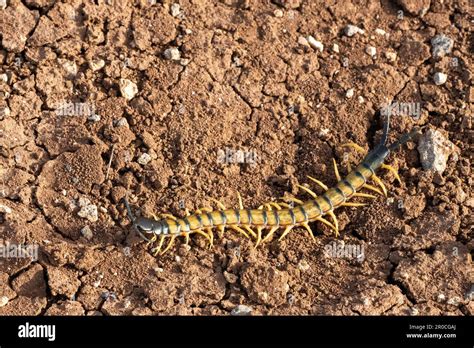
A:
[0,0,472,316]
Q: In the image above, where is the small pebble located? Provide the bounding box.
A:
[447,297,460,306]
[375,28,387,36]
[431,34,453,60]
[297,259,310,272]
[163,47,181,61]
[418,128,455,175]
[137,153,152,165]
[88,114,101,122]
[78,204,99,222]
[433,72,447,85]
[0,106,10,120]
[344,24,364,37]
[114,117,129,127]
[119,78,138,101]
[410,307,419,316]
[365,46,376,57]
[437,293,446,302]
[0,204,12,214]
[385,51,397,62]
[0,0,6,10]
[297,36,309,47]
[170,3,180,17]
[358,96,365,104]
[0,296,9,307]
[81,226,93,240]
[179,58,190,66]
[231,304,253,316]
[60,59,77,77]
[307,35,324,52]
[89,58,105,71]
[332,43,340,53]
[345,88,354,98]
[274,9,283,17]
[0,73,8,83]
[223,271,238,284]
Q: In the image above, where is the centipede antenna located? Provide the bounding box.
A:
[123,197,135,223]
[380,113,390,145]
[388,127,421,151]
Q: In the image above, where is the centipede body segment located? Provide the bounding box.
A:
[124,115,420,256]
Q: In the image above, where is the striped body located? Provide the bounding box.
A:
[157,160,377,236]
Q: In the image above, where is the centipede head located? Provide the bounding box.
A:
[123,198,162,242]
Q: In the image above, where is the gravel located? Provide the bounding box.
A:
[433,72,447,85]
[431,34,453,59]
[137,153,152,165]
[163,47,181,61]
[344,25,364,37]
[231,304,253,316]
[365,46,376,57]
[417,129,456,174]
[119,78,138,100]
[307,35,324,52]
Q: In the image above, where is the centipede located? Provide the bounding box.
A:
[124,115,420,256]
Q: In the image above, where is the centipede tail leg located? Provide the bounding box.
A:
[278,225,294,241]
[381,164,402,184]
[261,226,279,244]
[371,174,388,196]
[301,222,316,241]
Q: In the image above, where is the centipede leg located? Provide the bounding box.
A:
[371,174,388,196]
[307,176,329,191]
[353,192,377,199]
[206,228,214,249]
[230,225,250,239]
[278,225,294,241]
[297,184,318,199]
[341,142,365,153]
[210,198,227,210]
[332,158,341,181]
[146,234,157,247]
[243,225,257,239]
[161,213,178,220]
[315,216,337,233]
[217,225,225,238]
[182,232,190,245]
[381,164,402,184]
[301,222,315,241]
[255,227,264,248]
[341,202,367,207]
[161,235,176,255]
[152,235,166,256]
[326,211,339,237]
[363,183,384,196]
[281,196,304,205]
[237,192,244,210]
[194,229,212,245]
[261,226,278,244]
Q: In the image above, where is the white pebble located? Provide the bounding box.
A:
[345,88,354,98]
[375,28,387,36]
[89,58,105,71]
[307,35,323,52]
[119,78,138,100]
[0,296,8,307]
[274,9,283,17]
[431,34,453,59]
[88,114,101,122]
[179,58,190,66]
[81,226,93,240]
[78,204,99,222]
[385,51,397,62]
[418,129,455,174]
[137,153,152,165]
[0,106,10,120]
[437,293,446,302]
[344,25,364,37]
[433,72,447,85]
[170,3,180,17]
[0,0,6,10]
[332,43,340,53]
[358,96,365,104]
[297,36,309,47]
[163,47,181,61]
[231,305,253,316]
[60,59,77,78]
[0,204,12,214]
[365,46,376,57]
[114,117,129,127]
[297,259,310,272]
[0,73,8,83]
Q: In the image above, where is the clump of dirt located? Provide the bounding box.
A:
[0,0,472,316]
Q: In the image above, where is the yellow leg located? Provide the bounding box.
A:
[315,216,337,234]
[281,196,304,205]
[341,142,365,153]
[255,227,264,247]
[243,225,257,238]
[341,202,367,207]
[217,225,225,238]
[278,225,294,241]
[230,225,250,239]
[261,226,278,243]
[185,209,191,216]
[206,228,214,249]
[161,235,176,255]
[161,213,177,220]
[301,222,315,241]
[278,202,292,209]
[182,232,190,245]
[307,176,328,191]
[152,235,166,256]
[210,198,227,210]
[381,164,402,184]
[363,183,383,196]
[326,211,339,237]
[297,184,318,199]
[353,192,377,199]
[151,213,160,221]
[146,234,157,247]
[332,158,341,181]
[371,174,388,197]
[194,229,212,245]
[237,192,244,210]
